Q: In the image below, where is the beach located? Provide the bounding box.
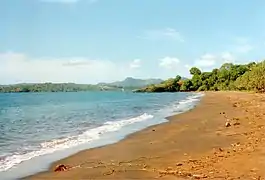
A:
[27,91,265,180]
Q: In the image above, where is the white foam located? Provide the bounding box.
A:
[181,93,204,103]
[171,93,204,113]
[0,93,204,172]
[0,113,153,172]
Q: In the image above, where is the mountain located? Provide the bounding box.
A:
[98,77,164,88]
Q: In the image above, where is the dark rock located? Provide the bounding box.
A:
[233,122,240,126]
[225,122,231,127]
[54,164,69,172]
[176,163,183,166]
[218,147,224,152]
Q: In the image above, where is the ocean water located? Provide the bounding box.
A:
[0,91,203,179]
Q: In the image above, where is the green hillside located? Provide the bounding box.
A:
[136,61,265,93]
[98,77,163,88]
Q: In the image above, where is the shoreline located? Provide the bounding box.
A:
[19,92,202,179]
[26,92,265,179]
[0,92,201,180]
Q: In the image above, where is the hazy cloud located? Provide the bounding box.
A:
[194,54,216,68]
[192,52,237,71]
[129,59,141,69]
[184,64,192,69]
[0,52,128,84]
[140,28,184,42]
[159,57,180,69]
[62,59,93,66]
[221,52,236,63]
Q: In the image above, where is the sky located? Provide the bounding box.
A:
[1,0,265,84]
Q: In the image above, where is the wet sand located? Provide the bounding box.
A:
[27,92,265,179]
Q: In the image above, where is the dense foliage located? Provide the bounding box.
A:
[137,60,265,93]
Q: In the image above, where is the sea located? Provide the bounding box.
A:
[0,91,204,179]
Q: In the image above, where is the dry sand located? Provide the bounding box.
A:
[27,92,265,179]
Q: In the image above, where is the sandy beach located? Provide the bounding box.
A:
[27,92,265,180]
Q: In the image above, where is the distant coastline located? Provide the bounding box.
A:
[0,77,163,93]
[0,83,121,93]
[2,60,264,94]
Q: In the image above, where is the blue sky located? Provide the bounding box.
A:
[1,0,265,84]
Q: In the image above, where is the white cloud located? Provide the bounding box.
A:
[184,64,191,69]
[140,28,184,42]
[194,54,216,68]
[191,52,237,71]
[129,59,141,69]
[195,52,234,68]
[0,52,130,84]
[158,57,193,79]
[159,57,180,69]
[221,52,236,63]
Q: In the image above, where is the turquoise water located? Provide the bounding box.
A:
[0,91,203,179]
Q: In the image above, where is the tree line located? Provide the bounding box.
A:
[0,83,100,93]
[136,60,265,93]
[1,61,264,93]
[0,83,136,93]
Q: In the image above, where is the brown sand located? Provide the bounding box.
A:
[27,92,265,180]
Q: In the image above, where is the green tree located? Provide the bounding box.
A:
[191,74,202,90]
[175,75,182,82]
[220,63,233,70]
[236,61,265,92]
[135,60,265,93]
[180,79,193,91]
[189,67,202,75]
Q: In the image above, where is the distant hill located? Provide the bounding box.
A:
[98,77,164,88]
[0,78,164,93]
